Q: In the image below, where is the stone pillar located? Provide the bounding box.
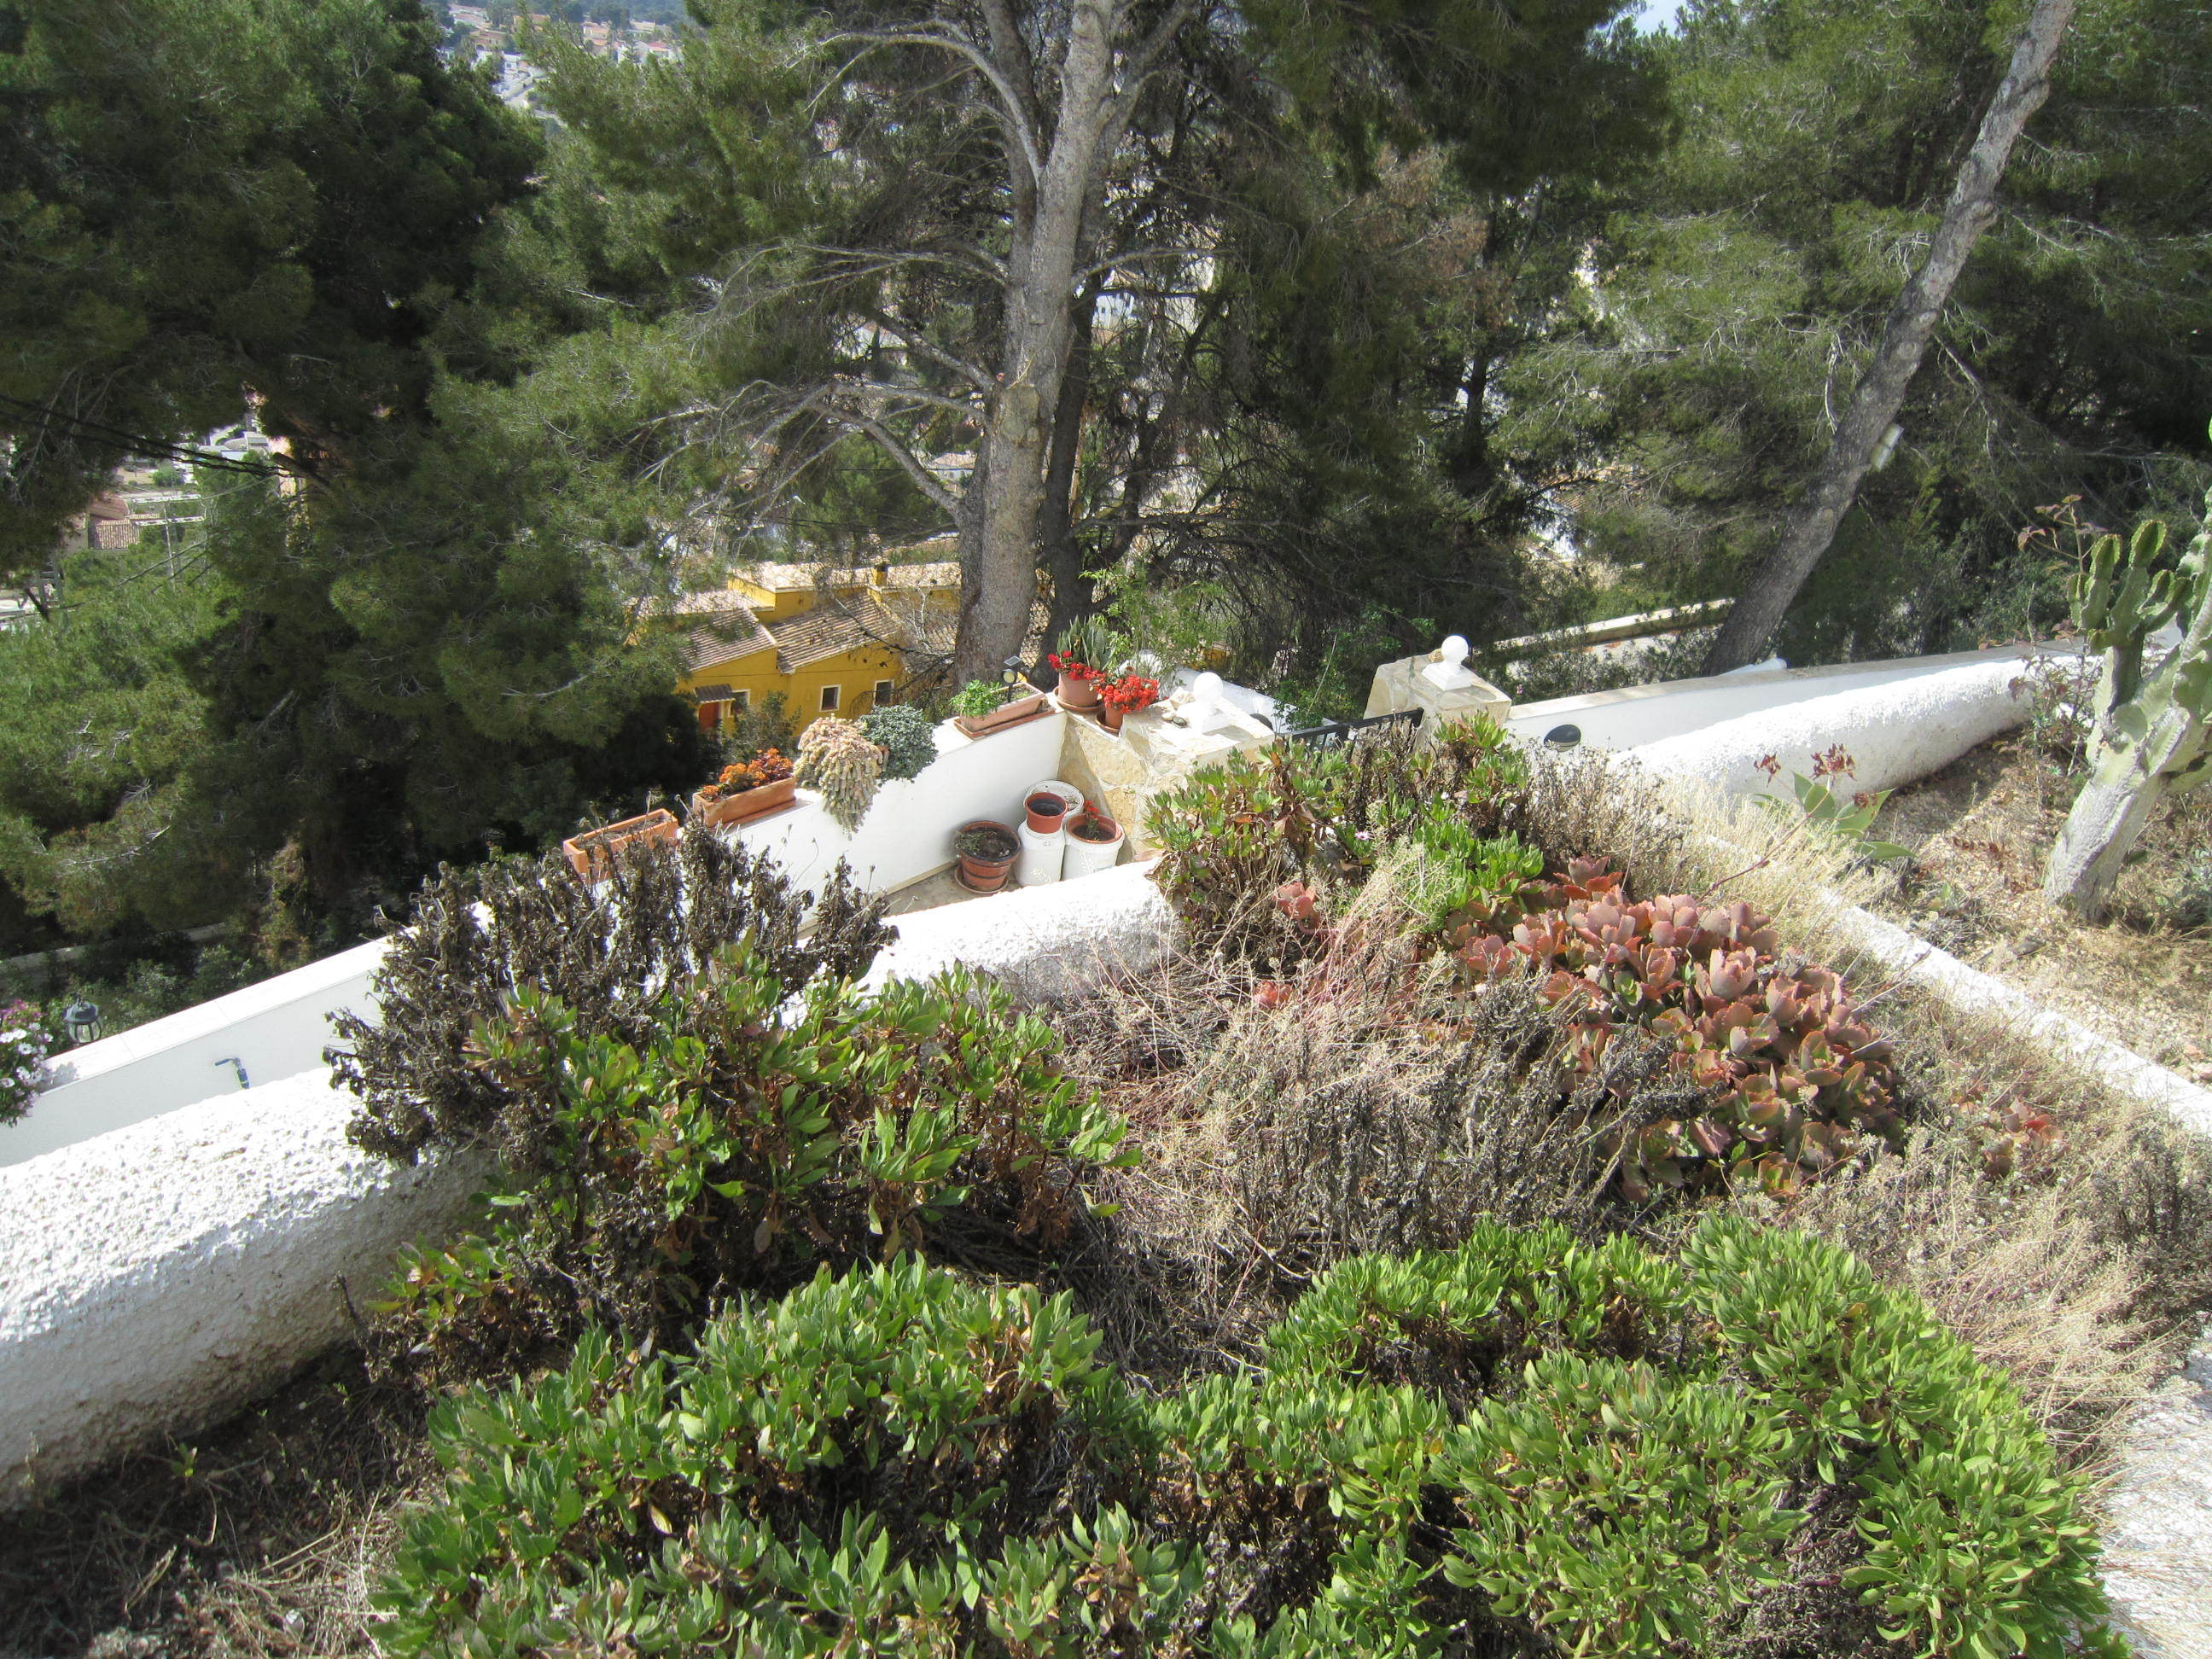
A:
[1059,695,1274,857]
[1364,635,1511,737]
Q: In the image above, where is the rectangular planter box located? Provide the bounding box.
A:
[562,808,678,882]
[691,777,798,829]
[955,690,1051,740]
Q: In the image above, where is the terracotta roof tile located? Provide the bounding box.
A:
[673,604,777,672]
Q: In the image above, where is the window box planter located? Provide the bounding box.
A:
[953,690,1051,739]
[562,808,678,882]
[690,777,800,829]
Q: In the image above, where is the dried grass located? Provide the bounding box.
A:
[1069,749,2212,1473]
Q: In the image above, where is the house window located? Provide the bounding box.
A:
[819,684,841,711]
[731,689,751,710]
[873,679,894,705]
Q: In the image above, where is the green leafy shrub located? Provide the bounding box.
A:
[949,678,1010,719]
[382,1220,2116,1659]
[369,956,1135,1381]
[336,819,892,1166]
[1149,718,1528,952]
[858,701,937,781]
[1456,863,1901,1200]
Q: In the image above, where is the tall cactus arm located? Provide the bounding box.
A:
[2044,461,2212,919]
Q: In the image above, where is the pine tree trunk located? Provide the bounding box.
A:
[1701,0,2077,674]
[953,0,1120,686]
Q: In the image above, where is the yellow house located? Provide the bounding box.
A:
[667,560,963,734]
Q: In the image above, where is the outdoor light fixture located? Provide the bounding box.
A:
[62,1000,102,1045]
[1001,655,1025,687]
[1544,724,1583,750]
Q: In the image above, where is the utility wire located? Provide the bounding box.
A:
[0,391,284,478]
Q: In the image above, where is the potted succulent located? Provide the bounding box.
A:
[690,748,798,828]
[562,807,679,882]
[952,819,1021,893]
[951,678,1051,738]
[1062,806,1126,878]
[1096,672,1161,734]
[795,716,887,833]
[1048,652,1102,712]
[1024,791,1070,834]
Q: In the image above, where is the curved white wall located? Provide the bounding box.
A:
[0,938,387,1168]
[1624,657,2034,799]
[0,859,1177,1503]
[1508,642,2058,754]
[1,1072,484,1494]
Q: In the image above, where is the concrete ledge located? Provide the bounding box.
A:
[1623,657,2036,798]
[862,859,1177,1004]
[1,1072,483,1500]
[1508,641,2062,754]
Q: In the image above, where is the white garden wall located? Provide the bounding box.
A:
[1505,641,2064,754]
[738,711,1069,894]
[0,937,387,1168]
[0,1071,485,1494]
[1624,657,2037,799]
[0,859,1179,1502]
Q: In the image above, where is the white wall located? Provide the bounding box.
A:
[1625,658,2036,799]
[738,710,1070,893]
[1,1071,486,1494]
[1506,642,2063,753]
[0,861,1175,1502]
[0,938,387,1168]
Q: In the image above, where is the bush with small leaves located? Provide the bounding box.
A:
[795,714,885,832]
[858,701,937,782]
[381,1220,2116,1659]
[1149,717,1528,955]
[367,952,1137,1382]
[335,819,892,1167]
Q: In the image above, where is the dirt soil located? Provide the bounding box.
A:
[0,1353,425,1659]
[1872,733,2212,1081]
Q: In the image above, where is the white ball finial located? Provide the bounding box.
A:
[1423,635,1475,689]
[1191,671,1224,707]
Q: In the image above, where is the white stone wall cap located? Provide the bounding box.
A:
[860,860,1173,1004]
[1622,658,2031,799]
[1,1068,483,1498]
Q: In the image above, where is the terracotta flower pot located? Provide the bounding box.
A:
[692,777,798,829]
[1056,675,1101,713]
[1024,793,1069,834]
[1098,703,1125,733]
[954,690,1051,739]
[562,808,678,882]
[953,819,1021,893]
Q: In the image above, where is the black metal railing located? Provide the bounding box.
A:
[1284,707,1423,750]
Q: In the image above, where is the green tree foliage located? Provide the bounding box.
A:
[1546,0,2212,662]
[510,0,1665,680]
[0,542,232,942]
[0,0,538,579]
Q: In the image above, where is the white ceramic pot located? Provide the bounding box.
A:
[1016,819,1067,886]
[1062,815,1126,878]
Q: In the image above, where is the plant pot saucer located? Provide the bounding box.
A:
[951,864,1011,894]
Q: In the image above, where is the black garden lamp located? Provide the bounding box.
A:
[62,1000,102,1045]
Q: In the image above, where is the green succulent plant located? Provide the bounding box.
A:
[859,701,937,782]
[795,714,885,832]
[381,1219,2116,1659]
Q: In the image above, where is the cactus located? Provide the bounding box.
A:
[2043,451,2212,919]
[795,715,886,834]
